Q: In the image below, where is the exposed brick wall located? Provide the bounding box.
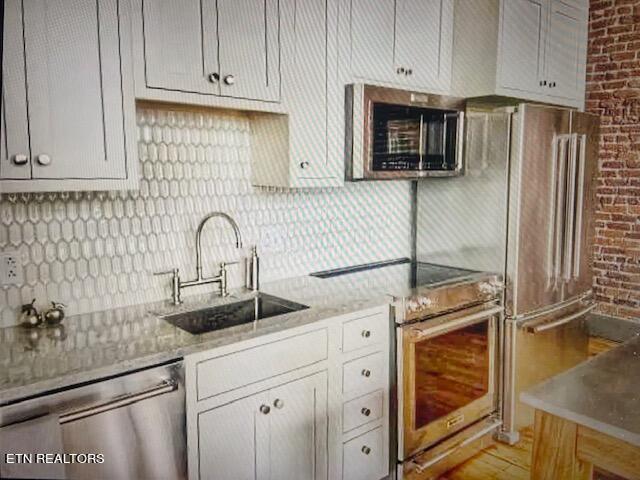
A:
[587,0,640,320]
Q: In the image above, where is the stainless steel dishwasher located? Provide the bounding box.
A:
[0,360,186,480]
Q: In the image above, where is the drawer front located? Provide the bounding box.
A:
[343,426,386,480]
[342,313,386,353]
[342,352,385,395]
[343,389,384,433]
[197,328,327,400]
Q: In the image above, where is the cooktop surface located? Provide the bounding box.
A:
[310,258,480,288]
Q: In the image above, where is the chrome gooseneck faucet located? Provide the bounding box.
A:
[155,212,243,304]
[194,212,243,281]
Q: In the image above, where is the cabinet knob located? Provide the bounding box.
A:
[259,404,271,415]
[549,81,556,88]
[361,369,371,378]
[273,398,285,409]
[361,407,371,417]
[12,154,29,166]
[361,330,371,338]
[361,446,371,455]
[396,67,405,75]
[208,73,220,83]
[36,154,51,166]
[539,80,547,86]
[405,68,413,76]
[299,161,309,169]
[223,74,236,86]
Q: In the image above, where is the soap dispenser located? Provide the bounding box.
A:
[246,246,260,291]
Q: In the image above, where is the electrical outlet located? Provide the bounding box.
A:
[0,251,24,286]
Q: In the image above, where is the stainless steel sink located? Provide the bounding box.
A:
[161,293,309,335]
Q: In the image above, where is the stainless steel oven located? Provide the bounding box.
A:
[347,84,465,180]
[396,302,502,479]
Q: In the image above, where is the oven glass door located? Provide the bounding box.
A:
[401,305,499,459]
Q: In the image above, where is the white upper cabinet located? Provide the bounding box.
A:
[395,0,452,91]
[215,0,281,102]
[350,0,396,83]
[134,0,282,110]
[0,0,137,193]
[451,0,588,109]
[0,0,30,181]
[498,0,547,93]
[141,0,213,94]
[252,0,343,188]
[545,0,588,100]
[341,0,453,93]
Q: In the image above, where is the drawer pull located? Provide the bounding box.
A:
[361,446,371,455]
[361,369,371,378]
[361,330,371,338]
[361,407,371,417]
[273,398,284,409]
[259,405,270,415]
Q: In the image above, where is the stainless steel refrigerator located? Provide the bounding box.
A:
[415,103,599,443]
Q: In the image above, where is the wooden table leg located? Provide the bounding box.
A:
[531,410,593,480]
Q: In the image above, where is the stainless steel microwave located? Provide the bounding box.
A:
[346,84,466,180]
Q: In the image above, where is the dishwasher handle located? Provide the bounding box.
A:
[523,303,595,334]
[59,379,178,424]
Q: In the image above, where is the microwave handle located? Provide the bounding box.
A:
[454,111,465,173]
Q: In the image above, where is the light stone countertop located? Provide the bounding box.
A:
[521,334,640,447]
[0,263,420,405]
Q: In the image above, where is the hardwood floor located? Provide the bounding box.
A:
[441,428,533,480]
[440,336,619,479]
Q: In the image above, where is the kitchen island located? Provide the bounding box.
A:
[521,334,640,479]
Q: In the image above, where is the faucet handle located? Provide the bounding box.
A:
[154,268,180,277]
[154,268,182,305]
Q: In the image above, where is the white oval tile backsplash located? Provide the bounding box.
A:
[0,107,412,327]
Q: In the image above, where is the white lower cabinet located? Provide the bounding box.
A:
[198,391,269,479]
[186,306,390,480]
[198,372,327,480]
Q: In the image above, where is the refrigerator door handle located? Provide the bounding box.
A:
[522,302,595,334]
[552,136,569,286]
[563,134,578,282]
[547,136,560,287]
[572,134,587,279]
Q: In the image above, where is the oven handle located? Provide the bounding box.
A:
[523,303,595,334]
[59,379,178,424]
[409,418,502,473]
[405,305,503,340]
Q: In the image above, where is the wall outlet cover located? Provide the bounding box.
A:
[0,251,24,286]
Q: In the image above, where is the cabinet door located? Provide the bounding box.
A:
[499,0,547,94]
[395,0,451,90]
[198,392,270,480]
[1,0,31,180]
[349,0,396,83]
[215,0,280,102]
[545,0,586,100]
[141,0,218,95]
[287,0,335,181]
[23,0,127,180]
[268,372,328,480]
